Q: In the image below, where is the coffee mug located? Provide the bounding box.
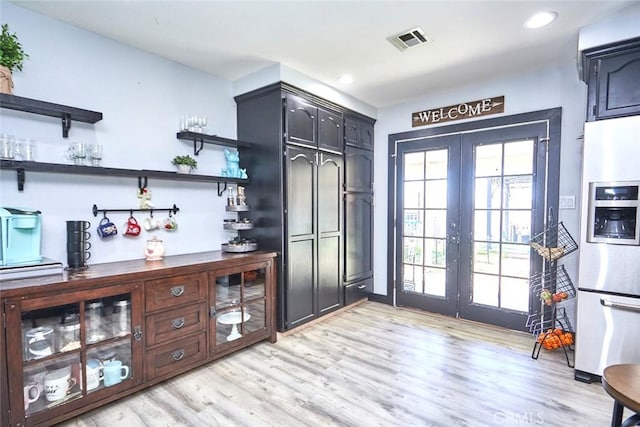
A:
[23,383,41,410]
[97,217,118,239]
[124,216,142,237]
[143,217,160,231]
[103,360,129,387]
[44,366,77,402]
[162,216,178,231]
[67,241,91,251]
[66,220,91,232]
[86,359,103,391]
[67,230,91,241]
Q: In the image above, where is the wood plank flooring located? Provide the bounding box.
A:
[60,302,621,427]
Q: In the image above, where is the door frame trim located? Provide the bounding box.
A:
[387,108,562,305]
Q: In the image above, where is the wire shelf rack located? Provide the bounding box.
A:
[529,222,578,261]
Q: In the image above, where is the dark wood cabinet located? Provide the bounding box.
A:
[285,146,343,327]
[345,146,374,192]
[583,37,640,121]
[345,114,374,150]
[236,82,372,331]
[0,251,277,426]
[345,192,374,283]
[285,93,343,152]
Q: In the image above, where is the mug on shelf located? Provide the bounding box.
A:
[162,216,178,231]
[97,217,118,239]
[86,359,103,391]
[44,366,77,402]
[103,360,129,387]
[23,383,41,410]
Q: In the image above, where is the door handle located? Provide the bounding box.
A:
[600,298,640,313]
[447,235,459,244]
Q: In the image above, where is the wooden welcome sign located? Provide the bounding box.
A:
[412,96,504,127]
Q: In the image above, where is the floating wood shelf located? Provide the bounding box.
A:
[0,160,248,194]
[177,131,253,155]
[0,93,103,138]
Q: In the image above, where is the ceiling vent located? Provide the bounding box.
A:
[387,27,431,52]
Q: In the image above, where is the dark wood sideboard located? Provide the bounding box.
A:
[0,251,277,426]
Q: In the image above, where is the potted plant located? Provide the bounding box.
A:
[0,23,29,94]
[171,155,198,174]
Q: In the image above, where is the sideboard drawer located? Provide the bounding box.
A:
[144,332,207,380]
[145,272,207,312]
[145,302,208,347]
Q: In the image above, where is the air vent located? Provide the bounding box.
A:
[387,27,432,51]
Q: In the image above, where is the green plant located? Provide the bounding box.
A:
[171,155,198,170]
[0,24,29,72]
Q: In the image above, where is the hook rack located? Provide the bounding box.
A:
[92,204,180,217]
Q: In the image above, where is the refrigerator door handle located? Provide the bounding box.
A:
[600,298,640,313]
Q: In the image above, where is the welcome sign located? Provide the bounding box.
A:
[412,96,505,127]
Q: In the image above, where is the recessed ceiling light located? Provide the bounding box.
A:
[338,74,354,84]
[524,11,558,29]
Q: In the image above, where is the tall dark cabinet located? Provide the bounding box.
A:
[343,114,375,303]
[235,83,374,331]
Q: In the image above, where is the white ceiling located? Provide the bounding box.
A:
[11,0,638,108]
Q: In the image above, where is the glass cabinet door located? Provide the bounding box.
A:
[211,262,268,352]
[5,283,141,425]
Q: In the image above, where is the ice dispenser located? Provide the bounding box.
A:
[0,207,43,265]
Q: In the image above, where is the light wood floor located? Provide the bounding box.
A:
[61,302,622,427]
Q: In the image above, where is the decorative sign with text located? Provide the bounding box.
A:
[412,96,505,127]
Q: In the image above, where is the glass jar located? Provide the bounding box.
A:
[55,321,81,352]
[112,299,131,337]
[24,326,54,360]
[85,301,105,343]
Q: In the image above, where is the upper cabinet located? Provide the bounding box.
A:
[344,114,374,150]
[284,93,343,152]
[583,37,640,121]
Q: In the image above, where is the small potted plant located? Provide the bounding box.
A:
[171,155,198,174]
[0,23,29,94]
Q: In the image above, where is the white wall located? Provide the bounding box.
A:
[373,61,588,298]
[1,2,240,265]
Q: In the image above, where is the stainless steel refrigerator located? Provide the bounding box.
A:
[575,116,640,383]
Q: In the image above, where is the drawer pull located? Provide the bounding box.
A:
[133,326,143,342]
[357,285,367,290]
[170,286,185,297]
[171,318,185,329]
[171,349,185,361]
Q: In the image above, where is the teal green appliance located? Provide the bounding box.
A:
[0,207,42,265]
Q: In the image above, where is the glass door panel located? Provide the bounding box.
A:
[396,134,461,315]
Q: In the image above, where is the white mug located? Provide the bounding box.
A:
[44,366,77,402]
[23,383,41,410]
[143,217,160,231]
[86,359,103,391]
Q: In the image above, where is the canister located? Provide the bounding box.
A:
[112,299,131,337]
[86,301,105,343]
[24,326,54,360]
[55,321,81,352]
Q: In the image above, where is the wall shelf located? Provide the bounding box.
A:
[0,94,103,138]
[0,160,248,193]
[177,131,253,155]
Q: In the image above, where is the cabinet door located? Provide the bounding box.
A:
[594,49,640,120]
[318,151,343,314]
[344,116,375,150]
[345,146,374,192]
[286,145,317,327]
[210,260,272,355]
[318,107,343,152]
[285,94,317,147]
[345,193,374,282]
[4,283,143,426]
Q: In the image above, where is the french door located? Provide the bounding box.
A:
[395,121,550,330]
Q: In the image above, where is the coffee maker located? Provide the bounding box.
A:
[0,207,42,265]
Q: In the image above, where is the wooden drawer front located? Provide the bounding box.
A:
[145,273,206,312]
[145,302,208,347]
[145,332,207,380]
[344,277,372,305]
